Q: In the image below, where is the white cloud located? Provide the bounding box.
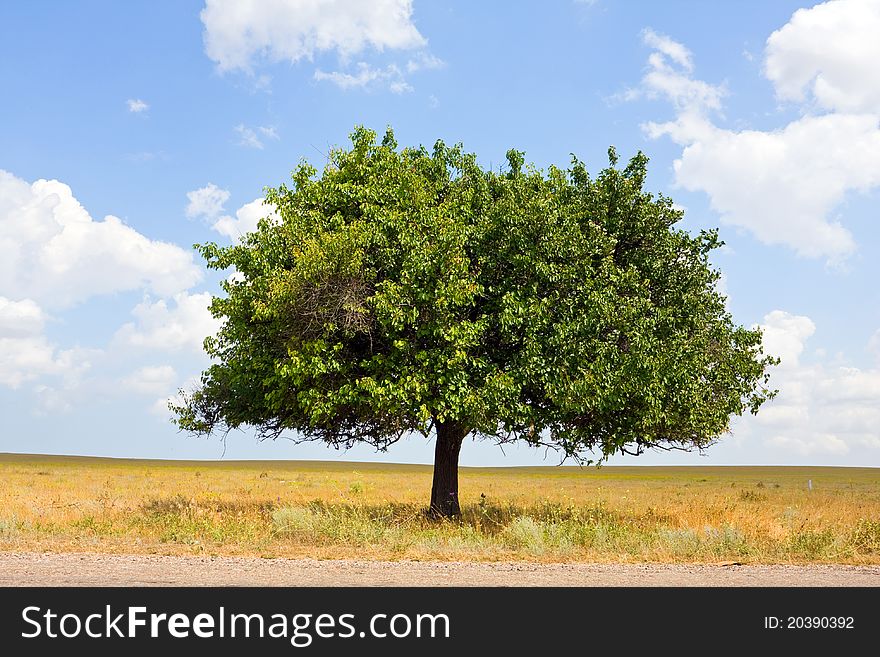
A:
[226,270,246,285]
[0,297,46,338]
[33,384,74,414]
[0,170,226,413]
[201,0,439,92]
[122,364,178,396]
[114,292,221,353]
[651,114,878,259]
[314,62,412,93]
[632,23,880,262]
[185,184,277,243]
[0,170,202,308]
[627,31,725,116]
[406,51,444,73]
[759,310,815,367]
[0,337,61,388]
[389,80,413,94]
[714,271,728,299]
[765,0,880,114]
[765,433,850,456]
[641,28,693,71]
[186,183,230,219]
[201,0,426,73]
[211,197,277,242]
[0,295,95,391]
[234,124,279,149]
[126,98,149,113]
[742,310,880,456]
[314,53,444,92]
[151,375,199,419]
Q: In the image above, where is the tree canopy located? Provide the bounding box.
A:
[173,126,777,516]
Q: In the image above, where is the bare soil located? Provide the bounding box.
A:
[1,551,877,586]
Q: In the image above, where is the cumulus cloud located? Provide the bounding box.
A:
[0,308,95,390]
[0,297,46,338]
[126,98,149,113]
[0,170,202,308]
[202,0,426,72]
[186,183,230,219]
[185,185,276,242]
[211,197,277,242]
[765,0,880,114]
[114,292,221,353]
[0,337,59,388]
[759,310,815,367]
[744,310,880,456]
[201,0,439,92]
[649,113,877,259]
[632,14,880,262]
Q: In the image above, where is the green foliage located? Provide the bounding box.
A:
[173,126,777,462]
[849,519,880,553]
[0,516,19,539]
[137,496,269,545]
[502,516,546,553]
[788,529,837,558]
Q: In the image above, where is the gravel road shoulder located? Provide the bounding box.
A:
[1,551,877,586]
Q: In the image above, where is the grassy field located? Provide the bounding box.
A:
[0,453,878,564]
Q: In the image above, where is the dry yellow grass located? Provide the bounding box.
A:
[0,453,877,564]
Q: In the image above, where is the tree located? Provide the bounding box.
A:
[173,127,777,518]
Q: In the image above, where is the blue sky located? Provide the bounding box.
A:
[2,0,880,466]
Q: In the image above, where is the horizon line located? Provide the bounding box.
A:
[0,452,876,470]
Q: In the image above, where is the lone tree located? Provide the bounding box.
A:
[173,127,776,517]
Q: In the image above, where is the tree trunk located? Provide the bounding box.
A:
[429,421,467,518]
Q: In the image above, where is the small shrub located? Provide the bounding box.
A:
[502,517,545,554]
[142,494,192,516]
[136,495,269,545]
[849,519,880,553]
[272,504,388,546]
[658,528,700,555]
[272,506,321,539]
[0,516,19,539]
[789,529,836,558]
[588,522,631,551]
[705,524,743,543]
[541,520,582,552]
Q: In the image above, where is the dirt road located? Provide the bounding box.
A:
[0,552,877,586]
